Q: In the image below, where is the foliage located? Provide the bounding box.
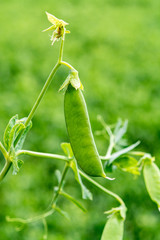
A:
[0,1,160,239]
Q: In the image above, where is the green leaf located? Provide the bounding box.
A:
[70,159,93,200]
[114,119,122,135]
[61,142,73,158]
[114,155,140,175]
[15,119,32,151]
[9,122,25,151]
[114,119,128,144]
[61,142,92,200]
[108,141,140,165]
[3,115,32,154]
[60,191,87,212]
[3,115,18,151]
[52,204,70,220]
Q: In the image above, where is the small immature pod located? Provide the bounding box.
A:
[64,84,106,177]
[101,212,124,240]
[143,158,160,210]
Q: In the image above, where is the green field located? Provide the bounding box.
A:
[0,0,160,239]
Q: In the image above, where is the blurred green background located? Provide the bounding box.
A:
[0,0,160,239]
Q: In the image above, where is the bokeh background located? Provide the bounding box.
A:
[0,0,160,239]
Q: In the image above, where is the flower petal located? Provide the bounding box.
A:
[45,12,60,25]
[42,25,56,32]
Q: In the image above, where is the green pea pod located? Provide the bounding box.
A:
[143,159,160,210]
[64,84,106,177]
[101,212,124,240]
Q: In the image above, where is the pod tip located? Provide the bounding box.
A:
[102,173,115,180]
[105,176,115,181]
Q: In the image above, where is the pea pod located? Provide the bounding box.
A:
[143,158,160,210]
[101,212,124,240]
[64,84,106,177]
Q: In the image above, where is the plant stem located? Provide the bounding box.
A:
[52,162,70,205]
[17,150,69,162]
[14,39,65,148]
[6,162,70,226]
[79,169,125,206]
[130,151,145,156]
[25,62,60,127]
[25,38,66,127]
[0,142,11,182]
[42,218,48,240]
[6,209,54,224]
[105,135,114,159]
[1,39,65,181]
[0,142,8,159]
[60,61,75,70]
[0,160,12,182]
[58,38,64,63]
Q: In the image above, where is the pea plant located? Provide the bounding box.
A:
[0,12,160,239]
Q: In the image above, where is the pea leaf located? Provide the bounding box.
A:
[9,122,25,151]
[52,204,70,220]
[108,141,140,165]
[114,155,140,175]
[61,142,92,200]
[70,159,93,200]
[15,118,32,151]
[3,115,18,151]
[60,191,87,212]
[114,119,128,144]
[3,115,32,153]
[61,142,73,158]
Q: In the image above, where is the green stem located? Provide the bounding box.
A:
[1,39,65,181]
[6,161,70,226]
[25,38,65,127]
[0,160,12,182]
[17,150,69,162]
[52,162,70,205]
[79,169,125,206]
[105,135,114,159]
[6,209,54,224]
[130,151,145,156]
[15,38,65,147]
[0,142,11,182]
[42,218,48,239]
[25,62,60,127]
[60,61,75,70]
[0,141,8,159]
[58,38,65,63]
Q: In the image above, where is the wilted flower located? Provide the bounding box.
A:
[43,12,70,45]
